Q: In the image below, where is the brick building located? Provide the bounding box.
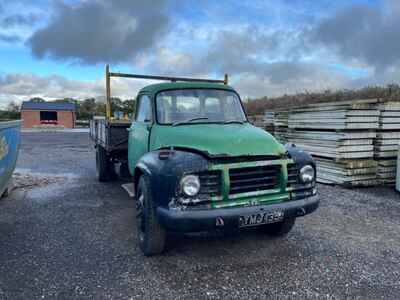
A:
[21,102,76,128]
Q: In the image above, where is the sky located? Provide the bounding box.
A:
[0,0,399,108]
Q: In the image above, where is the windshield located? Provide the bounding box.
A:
[156,89,247,125]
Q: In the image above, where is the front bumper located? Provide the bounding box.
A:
[157,196,319,232]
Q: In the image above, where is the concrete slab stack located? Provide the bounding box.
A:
[374,102,400,184]
[273,111,289,144]
[288,101,379,131]
[263,111,275,135]
[312,158,378,186]
[283,99,379,186]
[285,131,376,159]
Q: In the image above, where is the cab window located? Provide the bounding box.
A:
[156,89,246,124]
[136,95,152,122]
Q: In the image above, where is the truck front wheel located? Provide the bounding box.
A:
[136,176,166,256]
[258,217,296,236]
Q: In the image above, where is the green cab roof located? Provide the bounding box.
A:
[139,82,236,96]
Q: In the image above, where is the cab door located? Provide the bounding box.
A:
[128,94,153,175]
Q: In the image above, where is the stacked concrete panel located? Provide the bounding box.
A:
[282,99,379,186]
[273,111,289,144]
[315,158,378,186]
[263,111,275,135]
[374,102,400,184]
[285,131,376,159]
[288,101,379,131]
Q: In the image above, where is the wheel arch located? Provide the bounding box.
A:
[132,149,209,207]
[285,143,315,168]
[134,164,151,195]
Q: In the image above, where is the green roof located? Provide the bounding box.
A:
[139,82,235,96]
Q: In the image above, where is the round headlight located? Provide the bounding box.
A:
[181,175,201,196]
[300,165,315,183]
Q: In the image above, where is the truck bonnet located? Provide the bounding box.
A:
[151,123,286,157]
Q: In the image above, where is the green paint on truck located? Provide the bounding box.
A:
[151,123,286,157]
[93,73,318,256]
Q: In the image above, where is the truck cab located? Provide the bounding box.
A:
[91,67,318,256]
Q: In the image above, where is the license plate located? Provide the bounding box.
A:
[239,210,284,228]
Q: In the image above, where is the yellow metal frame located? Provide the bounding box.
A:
[105,64,228,120]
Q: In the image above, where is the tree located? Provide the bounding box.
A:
[244,84,400,116]
[7,101,20,112]
[77,98,97,119]
[110,97,123,113]
[0,100,21,120]
[122,99,136,116]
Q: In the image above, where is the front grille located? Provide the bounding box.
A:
[198,170,222,197]
[229,165,281,195]
[287,163,300,186]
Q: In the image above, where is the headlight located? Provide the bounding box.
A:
[299,165,315,183]
[180,175,201,196]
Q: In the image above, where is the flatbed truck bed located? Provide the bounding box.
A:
[89,118,130,151]
[89,118,131,181]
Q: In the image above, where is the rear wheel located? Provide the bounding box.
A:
[136,176,166,256]
[258,218,296,236]
[119,162,131,179]
[95,146,116,182]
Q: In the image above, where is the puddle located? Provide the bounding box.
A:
[12,172,66,191]
[11,169,80,192]
[8,170,83,203]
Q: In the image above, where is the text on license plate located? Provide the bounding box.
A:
[239,210,284,228]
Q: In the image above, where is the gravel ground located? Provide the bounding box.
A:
[0,132,399,299]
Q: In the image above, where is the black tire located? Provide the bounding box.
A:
[95,146,116,182]
[258,218,296,237]
[1,187,9,198]
[119,162,131,179]
[136,175,166,256]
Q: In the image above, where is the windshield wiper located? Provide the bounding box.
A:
[172,117,209,126]
[223,120,244,124]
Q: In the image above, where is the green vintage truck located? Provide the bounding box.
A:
[90,66,318,256]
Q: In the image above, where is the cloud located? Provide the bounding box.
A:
[197,26,308,74]
[0,73,100,100]
[0,33,21,43]
[1,13,41,28]
[153,48,195,75]
[28,0,170,64]
[311,1,400,72]
[0,72,154,108]
[147,25,310,75]
[3,0,400,105]
[230,62,350,99]
[143,1,400,98]
[0,62,350,108]
[143,25,343,97]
